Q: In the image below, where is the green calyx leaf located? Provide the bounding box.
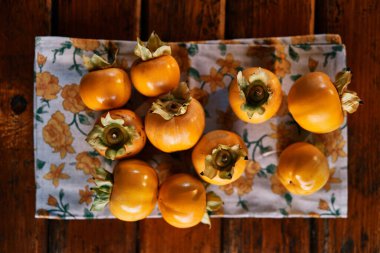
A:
[202,144,247,180]
[150,82,191,120]
[86,113,139,160]
[90,167,113,212]
[200,211,211,229]
[334,69,362,114]
[206,191,223,212]
[101,112,125,126]
[134,32,171,61]
[237,69,272,118]
[82,42,118,71]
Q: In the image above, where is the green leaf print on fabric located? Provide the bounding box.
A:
[37,159,46,170]
[218,43,227,56]
[323,45,343,67]
[284,192,292,207]
[45,189,76,219]
[294,44,311,51]
[52,41,72,63]
[187,44,199,56]
[290,74,302,81]
[189,67,201,81]
[288,45,300,62]
[237,196,249,211]
[84,208,94,219]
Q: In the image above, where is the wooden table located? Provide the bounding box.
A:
[1,0,379,252]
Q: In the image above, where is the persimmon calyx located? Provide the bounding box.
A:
[334,70,362,114]
[206,191,223,212]
[237,69,272,118]
[134,32,171,61]
[90,167,113,211]
[86,112,139,160]
[202,144,247,180]
[150,82,191,120]
[82,42,118,71]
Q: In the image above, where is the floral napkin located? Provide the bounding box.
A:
[34,34,347,219]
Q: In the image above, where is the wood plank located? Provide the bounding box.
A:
[139,219,222,253]
[48,220,137,253]
[222,1,315,252]
[47,1,141,252]
[225,0,315,38]
[138,1,224,252]
[141,0,226,41]
[223,219,311,253]
[314,0,380,252]
[0,0,51,252]
[54,0,141,40]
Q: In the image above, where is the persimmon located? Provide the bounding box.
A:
[288,70,361,133]
[91,160,158,221]
[131,32,180,97]
[229,67,282,124]
[276,142,329,195]
[86,110,146,160]
[79,44,131,110]
[145,83,205,153]
[192,130,248,185]
[158,173,206,228]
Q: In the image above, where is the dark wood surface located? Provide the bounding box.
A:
[0,0,379,252]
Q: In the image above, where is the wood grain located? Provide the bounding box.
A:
[48,220,137,253]
[54,0,141,40]
[315,0,380,252]
[45,1,141,252]
[225,0,315,38]
[1,0,380,252]
[141,0,226,41]
[223,219,311,253]
[0,0,51,252]
[139,219,221,253]
[221,1,315,252]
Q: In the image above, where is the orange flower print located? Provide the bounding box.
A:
[76,152,101,176]
[290,35,315,44]
[323,168,342,191]
[36,72,61,100]
[61,84,86,113]
[79,185,93,205]
[43,111,75,158]
[274,51,291,79]
[270,174,287,195]
[262,38,291,79]
[36,209,49,217]
[325,34,342,44]
[37,52,47,68]
[71,38,100,51]
[318,199,330,211]
[219,183,234,195]
[314,129,347,162]
[219,161,260,196]
[269,122,304,153]
[43,163,70,188]
[246,45,275,71]
[216,106,238,131]
[219,177,253,196]
[308,57,319,72]
[275,93,289,117]
[201,67,224,92]
[116,57,129,71]
[47,195,58,207]
[169,43,191,74]
[190,87,209,106]
[216,53,240,76]
[308,212,321,218]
